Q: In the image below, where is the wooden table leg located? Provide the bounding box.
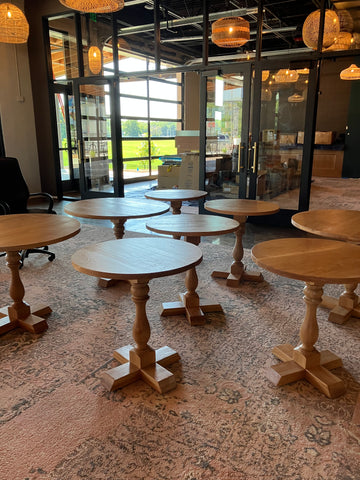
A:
[0,251,51,335]
[98,219,126,288]
[101,279,179,393]
[321,283,360,324]
[267,282,345,398]
[170,200,182,215]
[212,215,263,287]
[161,236,222,325]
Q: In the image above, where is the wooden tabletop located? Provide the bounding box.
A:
[0,214,81,251]
[72,237,203,280]
[251,238,360,284]
[205,199,280,217]
[146,214,239,237]
[292,209,360,243]
[145,189,208,202]
[64,197,169,220]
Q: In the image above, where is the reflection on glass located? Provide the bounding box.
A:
[49,16,79,80]
[79,85,113,193]
[257,67,309,210]
[205,74,244,200]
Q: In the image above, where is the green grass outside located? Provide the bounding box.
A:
[60,139,177,171]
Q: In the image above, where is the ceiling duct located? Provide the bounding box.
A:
[116,7,259,36]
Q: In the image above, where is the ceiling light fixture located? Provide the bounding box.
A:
[302,9,339,50]
[211,16,250,48]
[274,69,299,83]
[58,0,124,13]
[88,45,102,74]
[288,93,304,103]
[0,3,29,44]
[340,64,360,80]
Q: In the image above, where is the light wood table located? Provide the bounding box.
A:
[145,189,208,215]
[252,237,360,398]
[71,237,203,393]
[0,214,80,335]
[65,197,169,287]
[146,214,240,325]
[205,199,279,287]
[292,209,360,324]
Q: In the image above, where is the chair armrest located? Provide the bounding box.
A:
[0,200,10,214]
[28,192,54,213]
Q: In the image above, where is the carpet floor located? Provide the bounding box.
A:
[0,224,359,480]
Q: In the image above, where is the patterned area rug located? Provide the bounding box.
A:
[0,224,359,480]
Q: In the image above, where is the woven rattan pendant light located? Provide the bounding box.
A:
[340,64,360,80]
[59,0,124,13]
[211,16,250,48]
[88,45,102,74]
[302,9,339,50]
[0,3,29,44]
[288,93,304,103]
[274,69,299,83]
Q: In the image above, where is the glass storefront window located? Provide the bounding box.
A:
[49,15,79,80]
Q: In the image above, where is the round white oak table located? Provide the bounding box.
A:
[71,237,203,394]
[0,214,81,335]
[146,213,239,325]
[65,197,169,287]
[145,189,208,215]
[292,209,360,324]
[205,199,279,287]
[252,237,360,398]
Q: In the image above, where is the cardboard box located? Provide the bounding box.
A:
[178,153,199,189]
[315,131,335,145]
[175,131,200,153]
[297,131,335,145]
[279,133,297,145]
[157,164,181,189]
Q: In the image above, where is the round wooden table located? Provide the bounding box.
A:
[146,214,240,325]
[145,189,208,215]
[204,199,279,287]
[292,209,360,324]
[71,237,203,394]
[251,237,360,398]
[0,214,81,335]
[65,197,169,287]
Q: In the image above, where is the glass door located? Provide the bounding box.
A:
[203,64,251,201]
[73,78,119,199]
[54,87,79,196]
[247,65,310,212]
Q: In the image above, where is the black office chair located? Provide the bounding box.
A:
[0,156,56,266]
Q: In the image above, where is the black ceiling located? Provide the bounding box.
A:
[110,0,326,63]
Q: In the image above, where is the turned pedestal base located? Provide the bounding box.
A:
[267,343,345,398]
[321,284,360,324]
[101,344,180,394]
[0,304,51,334]
[212,216,263,287]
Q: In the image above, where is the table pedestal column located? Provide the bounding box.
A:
[98,219,127,288]
[101,280,180,393]
[0,251,51,335]
[267,282,345,398]
[170,200,182,215]
[160,236,222,325]
[211,215,263,287]
[321,283,360,324]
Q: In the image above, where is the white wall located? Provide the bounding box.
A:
[0,0,40,191]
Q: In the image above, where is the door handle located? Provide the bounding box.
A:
[251,141,257,173]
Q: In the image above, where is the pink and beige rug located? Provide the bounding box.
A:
[0,224,359,480]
